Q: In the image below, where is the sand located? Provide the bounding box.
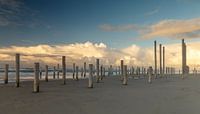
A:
[0,75,200,114]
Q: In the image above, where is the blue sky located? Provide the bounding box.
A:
[1,0,200,48]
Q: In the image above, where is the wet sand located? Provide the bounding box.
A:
[0,75,200,114]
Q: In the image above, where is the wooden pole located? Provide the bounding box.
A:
[84,62,86,78]
[45,65,48,82]
[81,67,83,77]
[121,60,124,81]
[154,41,157,78]
[171,67,173,76]
[53,66,56,79]
[110,65,113,76]
[73,63,75,79]
[131,66,133,75]
[148,66,153,84]
[123,65,127,85]
[138,67,140,79]
[33,63,40,93]
[163,46,165,76]
[96,59,100,83]
[15,53,20,87]
[118,66,121,75]
[159,44,162,77]
[103,67,106,77]
[182,39,186,75]
[88,64,93,88]
[39,68,42,79]
[57,64,60,79]
[76,66,79,81]
[100,65,103,80]
[62,56,66,84]
[4,64,9,84]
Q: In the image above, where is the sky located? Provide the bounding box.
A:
[1,0,200,68]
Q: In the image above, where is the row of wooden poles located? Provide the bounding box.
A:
[1,54,110,93]
[33,58,98,93]
[1,53,177,93]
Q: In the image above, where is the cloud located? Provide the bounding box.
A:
[0,42,115,67]
[0,0,24,26]
[0,42,143,68]
[1,41,200,69]
[99,24,141,32]
[0,0,22,8]
[121,41,200,69]
[100,17,200,40]
[142,18,200,39]
[0,0,46,28]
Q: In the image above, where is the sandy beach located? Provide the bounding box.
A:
[0,75,200,114]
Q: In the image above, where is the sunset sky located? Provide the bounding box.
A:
[1,0,200,68]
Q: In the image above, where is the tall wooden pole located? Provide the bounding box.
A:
[84,62,86,78]
[159,44,162,77]
[81,67,83,77]
[163,46,165,76]
[15,53,20,87]
[53,66,56,79]
[100,65,103,80]
[57,64,60,79]
[4,64,9,84]
[73,63,75,79]
[39,68,42,79]
[118,66,120,75]
[45,65,48,82]
[96,59,100,83]
[103,67,106,77]
[121,60,124,81]
[123,65,128,85]
[33,63,40,93]
[88,64,93,88]
[75,66,79,81]
[154,41,157,78]
[182,39,187,79]
[62,56,66,84]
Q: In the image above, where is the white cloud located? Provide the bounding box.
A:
[142,18,200,39]
[0,42,140,68]
[1,41,200,69]
[100,17,200,40]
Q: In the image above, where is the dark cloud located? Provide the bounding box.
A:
[0,0,47,28]
[0,0,24,26]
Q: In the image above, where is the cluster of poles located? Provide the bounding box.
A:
[1,53,179,93]
[2,39,199,95]
[154,40,178,78]
[2,55,108,93]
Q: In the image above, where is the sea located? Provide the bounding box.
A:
[0,68,112,84]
